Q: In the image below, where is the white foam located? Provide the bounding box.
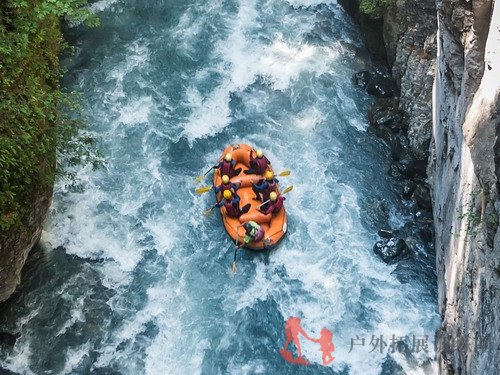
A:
[117,96,153,125]
[89,0,119,13]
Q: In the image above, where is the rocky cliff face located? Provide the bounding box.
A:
[341,0,499,372]
[0,189,52,301]
[430,0,500,373]
[383,0,437,161]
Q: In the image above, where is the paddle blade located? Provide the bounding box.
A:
[203,208,213,217]
[281,185,293,195]
[231,262,237,273]
[194,175,205,183]
[195,186,212,195]
[278,170,291,176]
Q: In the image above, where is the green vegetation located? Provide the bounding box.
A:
[0,0,98,231]
[359,0,395,16]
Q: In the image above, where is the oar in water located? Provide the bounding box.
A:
[278,170,291,177]
[203,202,219,217]
[194,165,217,184]
[231,226,243,273]
[257,185,294,209]
[195,186,212,195]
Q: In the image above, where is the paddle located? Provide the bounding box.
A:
[194,165,218,184]
[257,185,294,209]
[231,225,243,273]
[195,186,212,195]
[278,170,291,177]
[203,202,219,217]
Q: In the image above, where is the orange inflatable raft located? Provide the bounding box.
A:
[213,144,288,250]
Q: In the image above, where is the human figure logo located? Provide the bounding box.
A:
[278,317,335,366]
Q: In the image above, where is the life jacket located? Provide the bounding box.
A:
[262,180,278,201]
[244,221,264,243]
[254,156,267,174]
[219,160,233,176]
[265,196,284,214]
[224,199,241,218]
[219,182,233,196]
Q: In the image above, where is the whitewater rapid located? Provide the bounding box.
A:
[0,0,439,374]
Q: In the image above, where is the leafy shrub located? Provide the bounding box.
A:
[0,0,99,231]
[359,0,395,16]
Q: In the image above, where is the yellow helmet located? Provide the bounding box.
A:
[265,170,274,181]
[256,149,263,158]
[270,192,277,201]
[222,175,230,184]
[223,190,233,200]
[224,153,232,162]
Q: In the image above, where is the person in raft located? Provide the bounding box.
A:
[213,175,241,197]
[252,170,279,201]
[216,190,250,218]
[214,153,242,178]
[244,149,270,175]
[259,191,285,215]
[237,221,265,248]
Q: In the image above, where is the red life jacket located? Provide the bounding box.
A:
[254,156,267,174]
[271,196,285,213]
[219,183,232,195]
[224,199,241,217]
[262,180,277,201]
[220,160,233,176]
[263,196,285,215]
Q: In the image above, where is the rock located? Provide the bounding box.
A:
[396,158,420,178]
[412,184,432,211]
[365,73,398,98]
[354,71,398,98]
[369,100,404,132]
[390,134,412,160]
[402,181,417,199]
[353,70,371,88]
[378,229,394,238]
[382,0,436,161]
[373,237,408,263]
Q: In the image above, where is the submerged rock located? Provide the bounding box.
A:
[373,237,408,263]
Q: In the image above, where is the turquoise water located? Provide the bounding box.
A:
[0,0,439,374]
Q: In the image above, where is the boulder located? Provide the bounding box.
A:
[402,181,417,199]
[373,237,409,263]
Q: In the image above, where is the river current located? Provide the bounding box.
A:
[0,0,439,374]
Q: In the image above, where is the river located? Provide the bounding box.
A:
[0,0,439,374]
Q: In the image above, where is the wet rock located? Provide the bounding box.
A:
[396,158,420,178]
[402,181,417,199]
[373,237,409,263]
[354,71,398,98]
[373,124,396,144]
[369,100,404,132]
[390,134,412,161]
[413,184,432,211]
[378,229,394,238]
[366,73,399,98]
[353,70,371,88]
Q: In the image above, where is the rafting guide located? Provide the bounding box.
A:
[279,317,335,366]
